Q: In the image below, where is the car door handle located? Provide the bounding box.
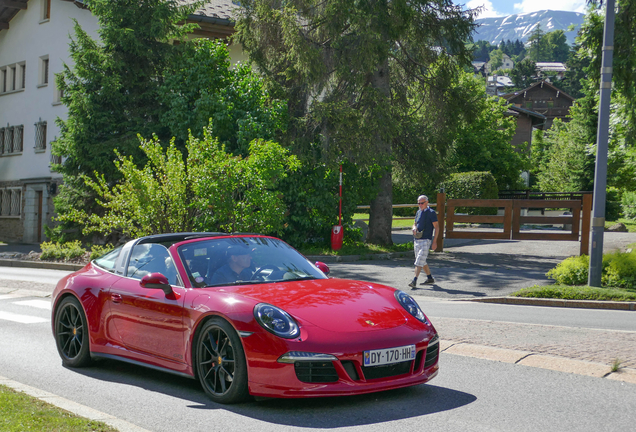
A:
[111,294,123,304]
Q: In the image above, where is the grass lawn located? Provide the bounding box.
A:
[0,385,116,432]
[605,218,636,232]
[510,284,636,302]
[299,240,413,257]
[353,213,413,229]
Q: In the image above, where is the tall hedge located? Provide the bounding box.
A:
[443,171,499,215]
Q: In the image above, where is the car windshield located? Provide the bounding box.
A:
[177,237,328,288]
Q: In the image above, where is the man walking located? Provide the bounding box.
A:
[409,195,439,287]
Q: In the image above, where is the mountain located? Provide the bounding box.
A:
[474,10,585,46]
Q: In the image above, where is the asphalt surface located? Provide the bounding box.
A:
[1,230,636,431]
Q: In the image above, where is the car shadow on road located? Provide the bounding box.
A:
[71,360,475,426]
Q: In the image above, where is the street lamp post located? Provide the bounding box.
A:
[588,0,616,287]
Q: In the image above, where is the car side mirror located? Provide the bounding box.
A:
[315,261,330,276]
[140,273,173,295]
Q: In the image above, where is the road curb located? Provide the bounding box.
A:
[439,341,636,384]
[0,258,85,271]
[0,375,152,432]
[468,296,636,311]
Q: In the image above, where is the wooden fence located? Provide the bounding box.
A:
[357,192,593,256]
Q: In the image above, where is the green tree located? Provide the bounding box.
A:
[160,39,287,156]
[489,49,504,70]
[527,24,551,62]
[445,74,525,190]
[235,0,478,245]
[544,30,570,63]
[471,40,497,61]
[51,0,199,240]
[533,115,595,192]
[59,129,299,238]
[510,58,537,89]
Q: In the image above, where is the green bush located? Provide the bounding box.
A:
[546,255,589,285]
[606,187,622,221]
[602,250,636,288]
[442,171,499,215]
[621,190,636,220]
[547,251,636,289]
[40,241,86,261]
[90,244,115,261]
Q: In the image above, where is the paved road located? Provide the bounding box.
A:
[328,230,636,299]
[1,293,635,432]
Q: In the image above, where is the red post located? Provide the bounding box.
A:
[331,164,344,250]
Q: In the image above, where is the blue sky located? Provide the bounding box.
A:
[456,0,588,19]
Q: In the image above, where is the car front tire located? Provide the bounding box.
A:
[195,317,249,404]
[54,296,91,367]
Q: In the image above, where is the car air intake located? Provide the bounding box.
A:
[424,334,440,368]
[294,361,339,383]
[362,361,412,380]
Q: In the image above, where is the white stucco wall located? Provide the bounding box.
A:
[0,0,99,183]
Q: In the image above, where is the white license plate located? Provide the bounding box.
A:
[363,344,416,367]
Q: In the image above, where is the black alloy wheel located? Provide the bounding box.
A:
[196,318,249,404]
[54,296,91,367]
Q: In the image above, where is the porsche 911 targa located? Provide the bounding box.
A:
[52,233,439,404]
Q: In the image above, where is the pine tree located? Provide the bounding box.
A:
[235,0,477,245]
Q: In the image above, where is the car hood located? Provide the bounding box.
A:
[219,278,409,332]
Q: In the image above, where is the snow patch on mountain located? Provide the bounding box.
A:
[474,10,585,46]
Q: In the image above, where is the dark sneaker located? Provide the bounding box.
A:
[408,279,417,288]
[422,276,435,285]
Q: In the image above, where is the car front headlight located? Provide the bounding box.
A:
[254,303,300,339]
[395,290,428,323]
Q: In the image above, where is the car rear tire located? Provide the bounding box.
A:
[195,317,249,404]
[54,296,91,367]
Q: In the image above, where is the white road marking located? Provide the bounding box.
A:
[0,294,26,300]
[14,300,52,310]
[0,311,48,324]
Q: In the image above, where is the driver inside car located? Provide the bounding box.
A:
[209,244,255,285]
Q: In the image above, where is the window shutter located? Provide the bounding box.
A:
[10,189,21,216]
[14,125,23,152]
[34,120,47,151]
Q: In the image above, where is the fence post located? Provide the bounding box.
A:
[580,194,593,256]
[436,192,445,252]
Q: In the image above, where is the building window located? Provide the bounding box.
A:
[0,124,24,155]
[0,62,26,94]
[35,120,47,151]
[19,63,26,89]
[10,65,16,91]
[39,56,49,86]
[0,188,22,217]
[41,0,51,21]
[14,125,23,152]
[3,126,14,154]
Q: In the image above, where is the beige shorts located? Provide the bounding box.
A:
[414,239,431,267]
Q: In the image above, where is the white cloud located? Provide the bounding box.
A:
[513,0,587,14]
[466,0,503,18]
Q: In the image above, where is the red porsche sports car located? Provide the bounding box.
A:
[52,233,439,404]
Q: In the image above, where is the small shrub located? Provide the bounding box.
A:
[602,250,636,289]
[40,241,86,261]
[442,171,499,215]
[621,190,636,220]
[547,250,636,289]
[606,187,622,221]
[546,255,589,285]
[90,244,115,261]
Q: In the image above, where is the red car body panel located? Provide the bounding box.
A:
[51,235,439,399]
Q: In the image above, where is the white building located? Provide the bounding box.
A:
[0,0,240,243]
[486,53,514,74]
